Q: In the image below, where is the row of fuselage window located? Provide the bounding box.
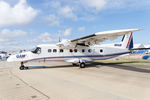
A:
[48,49,103,53]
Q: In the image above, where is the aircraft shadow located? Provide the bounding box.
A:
[26,65,76,70]
[89,61,150,73]
[25,61,150,73]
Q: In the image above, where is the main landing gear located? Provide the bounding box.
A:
[72,63,78,66]
[20,62,28,70]
[72,62,86,68]
[79,62,85,68]
[72,62,85,68]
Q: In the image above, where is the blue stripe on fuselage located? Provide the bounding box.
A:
[25,51,130,62]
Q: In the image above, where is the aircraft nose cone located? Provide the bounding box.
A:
[7,55,15,62]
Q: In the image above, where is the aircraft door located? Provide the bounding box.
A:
[93,47,100,55]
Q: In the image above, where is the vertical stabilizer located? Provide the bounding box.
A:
[121,32,133,49]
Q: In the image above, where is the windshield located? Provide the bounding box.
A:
[31,47,41,54]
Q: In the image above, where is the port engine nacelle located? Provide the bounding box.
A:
[56,39,75,49]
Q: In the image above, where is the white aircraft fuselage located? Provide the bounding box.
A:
[7,44,129,63]
[7,29,140,69]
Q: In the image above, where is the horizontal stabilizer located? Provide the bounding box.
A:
[130,48,150,51]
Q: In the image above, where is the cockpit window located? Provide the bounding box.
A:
[31,47,41,54]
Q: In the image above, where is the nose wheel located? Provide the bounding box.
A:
[20,62,28,70]
[20,66,25,70]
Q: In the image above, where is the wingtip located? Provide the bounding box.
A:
[135,28,142,31]
[128,28,141,31]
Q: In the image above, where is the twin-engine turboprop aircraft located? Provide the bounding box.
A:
[7,29,140,70]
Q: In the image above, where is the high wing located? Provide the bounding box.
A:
[71,29,140,46]
[57,29,140,48]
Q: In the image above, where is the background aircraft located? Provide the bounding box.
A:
[143,55,150,60]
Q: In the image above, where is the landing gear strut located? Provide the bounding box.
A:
[79,62,85,68]
[19,62,28,70]
[72,63,78,66]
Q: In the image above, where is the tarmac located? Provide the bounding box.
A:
[0,61,150,100]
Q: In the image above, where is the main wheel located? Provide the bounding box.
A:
[20,66,25,70]
[80,63,85,68]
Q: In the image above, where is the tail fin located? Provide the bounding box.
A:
[121,32,133,49]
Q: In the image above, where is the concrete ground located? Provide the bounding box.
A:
[0,61,150,100]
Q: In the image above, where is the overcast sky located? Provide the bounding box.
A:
[0,0,150,51]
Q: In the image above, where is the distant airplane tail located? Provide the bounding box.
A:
[121,32,133,49]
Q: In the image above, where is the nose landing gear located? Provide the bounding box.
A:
[20,62,28,70]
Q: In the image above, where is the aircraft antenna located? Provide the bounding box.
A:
[59,36,61,42]
[58,32,61,42]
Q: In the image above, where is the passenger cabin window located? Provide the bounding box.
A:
[100,49,103,53]
[60,49,64,53]
[53,49,57,53]
[88,49,92,53]
[82,49,85,53]
[70,49,73,53]
[74,49,77,53]
[48,49,51,53]
[32,47,41,54]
